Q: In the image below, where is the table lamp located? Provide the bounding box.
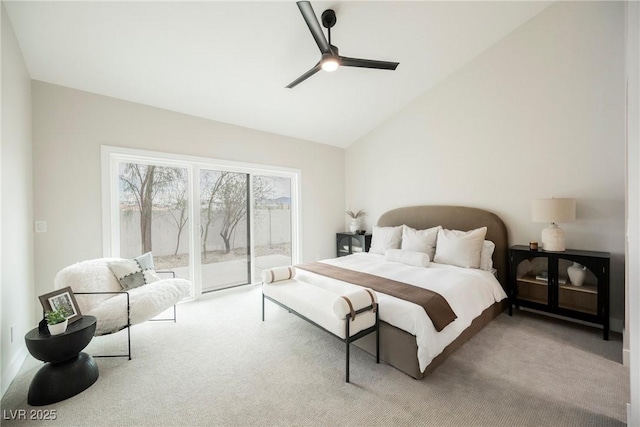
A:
[531,198,576,252]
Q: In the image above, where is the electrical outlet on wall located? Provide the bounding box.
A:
[11,324,15,343]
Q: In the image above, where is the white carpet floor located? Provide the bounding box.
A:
[1,285,629,426]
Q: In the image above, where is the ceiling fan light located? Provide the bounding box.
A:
[321,57,339,72]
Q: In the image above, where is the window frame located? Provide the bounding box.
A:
[101,145,301,298]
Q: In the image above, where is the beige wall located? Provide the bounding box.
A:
[626,0,640,422]
[1,3,34,396]
[32,82,345,303]
[345,1,626,329]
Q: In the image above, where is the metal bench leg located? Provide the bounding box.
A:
[345,316,350,383]
[376,307,380,364]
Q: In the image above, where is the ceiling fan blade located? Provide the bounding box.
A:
[340,56,399,70]
[297,1,331,54]
[286,62,322,89]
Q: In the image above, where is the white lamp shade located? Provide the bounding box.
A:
[531,198,576,224]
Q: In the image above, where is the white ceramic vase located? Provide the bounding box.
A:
[567,262,587,287]
[48,319,68,335]
[349,218,360,233]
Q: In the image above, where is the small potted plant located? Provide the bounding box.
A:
[45,307,69,335]
[345,208,366,233]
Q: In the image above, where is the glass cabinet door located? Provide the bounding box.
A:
[337,234,365,257]
[514,256,550,306]
[557,258,597,315]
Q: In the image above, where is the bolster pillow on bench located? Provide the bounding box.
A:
[332,288,377,320]
[261,266,296,284]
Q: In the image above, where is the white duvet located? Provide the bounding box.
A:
[295,253,507,372]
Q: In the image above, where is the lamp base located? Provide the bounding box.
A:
[541,224,566,251]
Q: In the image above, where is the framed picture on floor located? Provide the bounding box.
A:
[38,287,82,324]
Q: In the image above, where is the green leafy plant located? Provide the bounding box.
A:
[345,209,366,219]
[45,307,68,325]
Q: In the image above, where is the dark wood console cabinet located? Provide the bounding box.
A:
[336,232,371,257]
[509,245,610,340]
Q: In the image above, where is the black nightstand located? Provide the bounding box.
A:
[509,245,610,340]
[336,232,371,257]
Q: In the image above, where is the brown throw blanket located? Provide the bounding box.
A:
[296,262,457,332]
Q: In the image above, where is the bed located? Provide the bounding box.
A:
[297,205,509,379]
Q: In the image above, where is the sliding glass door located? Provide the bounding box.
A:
[103,146,300,299]
[118,162,191,284]
[200,170,250,292]
[252,175,292,280]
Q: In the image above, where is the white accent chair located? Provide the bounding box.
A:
[54,258,191,359]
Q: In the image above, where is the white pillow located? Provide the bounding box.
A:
[433,227,488,269]
[385,249,430,268]
[400,225,440,260]
[480,240,495,271]
[106,252,161,291]
[369,225,402,254]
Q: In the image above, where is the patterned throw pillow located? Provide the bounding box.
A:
[107,252,161,291]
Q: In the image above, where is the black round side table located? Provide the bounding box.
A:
[25,315,99,406]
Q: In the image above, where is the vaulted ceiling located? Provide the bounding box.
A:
[5,1,552,147]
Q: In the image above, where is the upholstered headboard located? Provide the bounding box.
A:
[377,205,509,290]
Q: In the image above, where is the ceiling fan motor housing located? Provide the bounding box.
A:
[321,9,336,29]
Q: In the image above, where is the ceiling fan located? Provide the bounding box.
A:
[286,1,399,89]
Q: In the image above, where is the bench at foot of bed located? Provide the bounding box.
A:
[261,269,379,383]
